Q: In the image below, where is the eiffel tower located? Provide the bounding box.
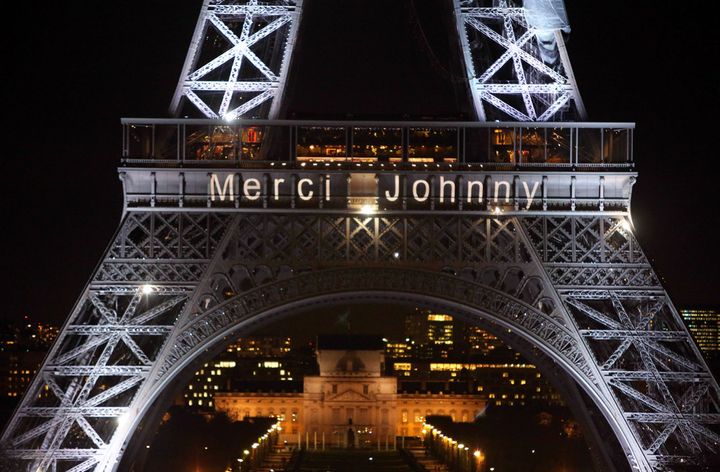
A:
[2,1,718,471]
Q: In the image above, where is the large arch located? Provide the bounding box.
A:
[4,211,718,472]
[112,267,637,471]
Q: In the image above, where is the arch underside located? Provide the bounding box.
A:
[2,212,719,472]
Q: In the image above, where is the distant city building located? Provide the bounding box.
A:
[402,310,521,362]
[391,361,561,407]
[226,336,292,358]
[214,335,485,444]
[465,325,503,357]
[185,313,562,415]
[384,339,413,358]
[181,336,309,410]
[404,309,455,359]
[387,311,553,406]
[0,351,46,399]
[0,317,59,399]
[681,309,719,356]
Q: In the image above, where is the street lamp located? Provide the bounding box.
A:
[474,449,485,472]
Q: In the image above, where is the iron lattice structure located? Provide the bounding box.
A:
[2,206,718,471]
[172,0,584,122]
[2,1,719,472]
[453,0,586,121]
[170,0,303,120]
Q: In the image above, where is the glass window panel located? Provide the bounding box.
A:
[520,128,546,164]
[546,128,571,164]
[489,128,516,163]
[147,125,178,160]
[463,127,490,163]
[408,128,457,163]
[185,125,239,161]
[577,128,602,164]
[603,128,630,163]
[296,126,347,161]
[240,126,264,161]
[352,127,402,161]
[127,125,154,159]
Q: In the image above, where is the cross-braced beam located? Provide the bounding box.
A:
[453,0,586,121]
[170,0,304,120]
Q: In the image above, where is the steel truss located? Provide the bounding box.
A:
[170,0,304,120]
[173,0,584,122]
[2,210,718,471]
[453,0,586,121]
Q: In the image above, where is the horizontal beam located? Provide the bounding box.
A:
[4,449,104,460]
[66,325,173,335]
[461,7,525,19]
[605,371,712,382]
[581,330,687,340]
[185,81,277,92]
[480,83,574,94]
[121,117,636,129]
[210,5,297,16]
[21,407,128,417]
[625,412,720,423]
[46,366,151,376]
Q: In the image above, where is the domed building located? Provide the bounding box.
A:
[214,335,486,447]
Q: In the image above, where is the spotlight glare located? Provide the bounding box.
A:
[360,204,375,215]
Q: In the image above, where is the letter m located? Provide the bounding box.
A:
[210,173,234,202]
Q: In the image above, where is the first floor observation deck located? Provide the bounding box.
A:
[120,119,636,215]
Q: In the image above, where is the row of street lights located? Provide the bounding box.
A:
[229,420,282,472]
[422,423,492,472]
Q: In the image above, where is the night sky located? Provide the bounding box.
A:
[3,1,719,325]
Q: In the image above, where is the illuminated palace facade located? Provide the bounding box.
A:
[214,336,485,444]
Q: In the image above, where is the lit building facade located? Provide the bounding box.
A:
[404,309,456,359]
[226,336,292,358]
[391,361,560,407]
[384,340,414,359]
[181,336,304,410]
[681,309,719,356]
[0,318,59,399]
[465,325,503,357]
[214,336,485,444]
[0,351,46,399]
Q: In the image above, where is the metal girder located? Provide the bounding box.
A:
[4,449,104,460]
[65,326,173,335]
[580,330,687,340]
[453,1,586,121]
[212,4,299,17]
[2,210,719,472]
[185,80,276,92]
[605,371,712,382]
[45,366,150,376]
[20,408,128,418]
[171,0,303,120]
[525,214,720,468]
[625,413,720,424]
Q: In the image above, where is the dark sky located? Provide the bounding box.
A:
[2,1,719,325]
